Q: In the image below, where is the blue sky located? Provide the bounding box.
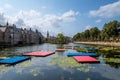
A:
[0,0,120,37]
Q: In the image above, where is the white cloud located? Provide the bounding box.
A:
[4,4,13,9]
[0,8,4,13]
[84,25,91,30]
[41,6,47,9]
[0,12,6,25]
[0,4,13,11]
[96,19,102,23]
[0,9,78,36]
[15,10,78,28]
[89,0,120,18]
[16,10,41,20]
[15,18,26,27]
[42,15,62,27]
[61,10,79,22]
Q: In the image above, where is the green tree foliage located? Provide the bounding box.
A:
[103,20,119,41]
[73,33,81,41]
[89,27,100,40]
[84,30,90,40]
[73,27,100,41]
[57,33,67,44]
[73,20,120,41]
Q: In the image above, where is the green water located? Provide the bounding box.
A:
[0,43,120,80]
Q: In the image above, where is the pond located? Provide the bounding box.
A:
[0,43,120,80]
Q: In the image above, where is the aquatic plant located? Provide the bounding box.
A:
[29,67,41,76]
[19,61,35,67]
[74,47,87,52]
[103,58,120,68]
[49,56,93,73]
[0,65,13,76]
[104,58,120,63]
[86,78,91,80]
[16,61,35,74]
[97,47,120,58]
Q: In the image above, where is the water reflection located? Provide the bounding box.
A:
[49,54,95,74]
[97,48,120,68]
[0,43,120,80]
[104,58,120,68]
[0,65,13,77]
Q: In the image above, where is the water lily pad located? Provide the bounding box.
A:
[49,56,93,73]
[0,65,13,76]
[104,58,120,63]
[19,61,35,67]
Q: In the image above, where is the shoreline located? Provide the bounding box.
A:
[74,41,120,47]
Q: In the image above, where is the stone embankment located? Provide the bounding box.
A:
[74,41,120,47]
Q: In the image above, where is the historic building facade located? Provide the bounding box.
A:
[0,23,44,46]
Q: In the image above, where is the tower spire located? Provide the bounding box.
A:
[6,21,9,26]
[47,31,49,42]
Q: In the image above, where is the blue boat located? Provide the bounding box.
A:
[0,56,30,64]
[67,52,98,57]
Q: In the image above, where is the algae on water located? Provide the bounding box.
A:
[49,56,94,73]
[0,65,13,76]
[104,58,120,63]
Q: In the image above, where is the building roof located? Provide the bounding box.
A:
[0,29,2,32]
[0,27,7,32]
[13,27,23,33]
[0,24,3,27]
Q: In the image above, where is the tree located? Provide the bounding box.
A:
[57,33,66,44]
[73,33,81,41]
[103,20,119,41]
[100,30,109,41]
[72,20,120,42]
[84,29,90,40]
[89,27,100,41]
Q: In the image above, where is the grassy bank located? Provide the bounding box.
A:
[74,41,120,47]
